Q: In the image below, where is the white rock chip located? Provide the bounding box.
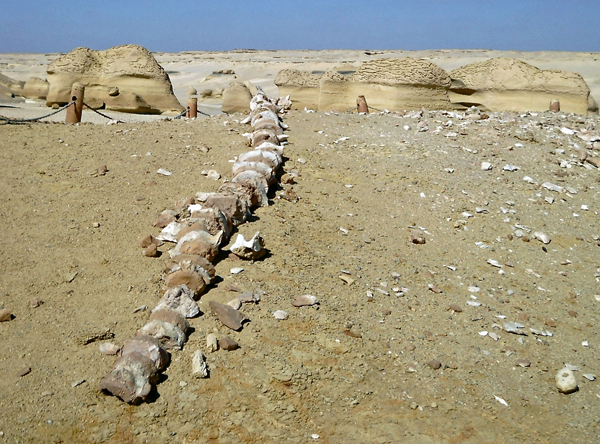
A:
[206,333,218,352]
[273,310,289,320]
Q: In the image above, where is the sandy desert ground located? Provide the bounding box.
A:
[1,50,600,443]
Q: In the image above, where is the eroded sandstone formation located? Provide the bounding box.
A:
[275,57,453,111]
[45,44,183,114]
[449,58,597,114]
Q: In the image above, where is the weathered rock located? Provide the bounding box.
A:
[99,342,120,356]
[46,44,183,114]
[411,230,426,245]
[426,360,442,370]
[164,254,215,284]
[222,82,252,114]
[556,367,578,393]
[192,350,209,378]
[0,308,13,322]
[206,333,218,352]
[208,300,246,331]
[22,77,49,100]
[143,244,160,257]
[450,58,595,114]
[218,336,239,351]
[292,295,318,307]
[137,319,187,350]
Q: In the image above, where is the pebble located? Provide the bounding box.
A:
[516,358,531,368]
[481,162,493,171]
[218,336,239,351]
[292,295,318,307]
[16,366,31,377]
[99,342,120,355]
[448,304,463,312]
[0,308,13,322]
[143,243,160,257]
[556,367,578,394]
[227,298,242,310]
[426,360,442,370]
[273,310,289,320]
[410,229,426,244]
[230,267,244,274]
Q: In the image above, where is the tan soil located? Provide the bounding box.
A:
[1,106,600,444]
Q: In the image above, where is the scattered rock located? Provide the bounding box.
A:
[292,295,318,307]
[411,230,426,244]
[426,360,442,370]
[516,358,531,368]
[16,366,31,377]
[273,310,289,320]
[206,333,218,352]
[218,336,239,351]
[0,308,13,322]
[191,350,209,378]
[208,300,246,331]
[556,367,578,394]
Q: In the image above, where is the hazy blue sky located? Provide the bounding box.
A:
[1,0,598,53]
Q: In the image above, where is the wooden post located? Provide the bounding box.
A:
[357,95,369,114]
[65,83,85,124]
[549,98,560,112]
[187,95,198,119]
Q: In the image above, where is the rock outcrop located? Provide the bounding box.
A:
[274,69,322,110]
[222,82,252,114]
[45,44,183,114]
[450,58,596,114]
[275,58,453,111]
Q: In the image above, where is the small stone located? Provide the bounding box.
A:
[227,298,242,310]
[0,308,13,322]
[448,304,463,313]
[206,333,218,352]
[481,162,493,171]
[545,317,557,327]
[16,366,31,377]
[426,360,442,370]
[516,358,531,368]
[65,271,78,283]
[218,336,239,351]
[143,244,160,257]
[517,312,529,322]
[405,344,416,352]
[411,230,426,244]
[29,298,43,308]
[139,234,160,248]
[99,342,120,355]
[556,367,578,394]
[292,295,318,307]
[192,350,209,378]
[206,170,220,181]
[568,310,577,318]
[273,310,289,320]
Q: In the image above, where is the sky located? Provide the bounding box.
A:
[1,0,599,53]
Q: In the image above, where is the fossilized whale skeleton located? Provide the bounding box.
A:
[99,93,292,404]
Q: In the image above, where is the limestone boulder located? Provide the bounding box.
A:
[450,58,595,114]
[22,77,49,100]
[45,44,183,114]
[222,82,252,114]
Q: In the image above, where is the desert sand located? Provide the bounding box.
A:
[1,50,600,443]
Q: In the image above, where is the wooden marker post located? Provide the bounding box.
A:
[65,83,85,124]
[357,95,369,114]
[549,98,560,112]
[187,95,198,119]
